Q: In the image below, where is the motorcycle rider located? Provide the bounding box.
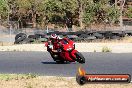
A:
[48,33,62,52]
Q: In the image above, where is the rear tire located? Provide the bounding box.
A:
[75,52,85,64]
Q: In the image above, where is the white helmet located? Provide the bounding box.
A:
[57,36,62,39]
[50,33,57,39]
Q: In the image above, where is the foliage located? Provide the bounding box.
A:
[105,6,120,24]
[102,46,112,52]
[0,0,8,18]
[43,0,64,22]
[83,1,95,24]
[0,73,37,81]
[83,0,120,25]
[0,0,126,28]
[126,6,132,18]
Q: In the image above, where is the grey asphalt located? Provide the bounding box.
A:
[0,52,132,77]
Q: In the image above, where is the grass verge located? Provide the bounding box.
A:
[0,73,37,81]
[0,74,131,88]
[102,46,112,52]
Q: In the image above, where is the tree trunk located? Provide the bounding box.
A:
[0,14,1,20]
[119,0,126,29]
[77,0,83,29]
[65,11,73,31]
[32,14,36,28]
[0,14,1,22]
[31,5,36,28]
[115,0,117,7]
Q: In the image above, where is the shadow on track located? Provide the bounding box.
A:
[41,62,77,64]
[41,62,57,64]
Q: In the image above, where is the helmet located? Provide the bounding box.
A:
[50,33,57,39]
[57,36,62,39]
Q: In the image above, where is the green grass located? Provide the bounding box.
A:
[102,46,112,52]
[94,50,96,52]
[0,73,37,81]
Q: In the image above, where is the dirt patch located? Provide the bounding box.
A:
[1,43,132,53]
[0,37,132,53]
[0,42,14,46]
[0,74,131,88]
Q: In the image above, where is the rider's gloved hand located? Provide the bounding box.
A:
[48,45,53,49]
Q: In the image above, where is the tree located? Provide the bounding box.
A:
[105,6,120,25]
[43,0,78,31]
[0,0,125,29]
[16,0,35,27]
[126,6,132,18]
[0,0,8,20]
[83,1,95,24]
[43,0,63,21]
[77,0,84,29]
[119,0,126,28]
[83,0,120,26]
[61,0,78,31]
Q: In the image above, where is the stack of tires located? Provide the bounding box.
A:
[14,30,130,44]
[14,33,48,44]
[14,33,31,44]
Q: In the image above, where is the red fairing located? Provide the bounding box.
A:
[58,38,77,62]
[46,37,79,62]
[60,52,75,61]
[70,49,78,59]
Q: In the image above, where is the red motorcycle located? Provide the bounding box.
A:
[45,38,85,64]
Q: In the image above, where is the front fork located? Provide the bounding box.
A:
[62,49,78,62]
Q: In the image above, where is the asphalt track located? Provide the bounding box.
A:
[0,52,132,77]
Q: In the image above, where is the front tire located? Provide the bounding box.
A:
[75,51,85,64]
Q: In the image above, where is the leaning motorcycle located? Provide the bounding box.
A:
[45,38,85,64]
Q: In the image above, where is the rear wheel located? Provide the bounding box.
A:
[75,52,85,64]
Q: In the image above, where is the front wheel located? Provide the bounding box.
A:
[75,52,85,64]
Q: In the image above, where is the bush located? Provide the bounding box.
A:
[102,46,112,52]
[126,6,132,18]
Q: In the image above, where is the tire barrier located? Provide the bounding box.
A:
[14,33,27,44]
[14,30,132,44]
